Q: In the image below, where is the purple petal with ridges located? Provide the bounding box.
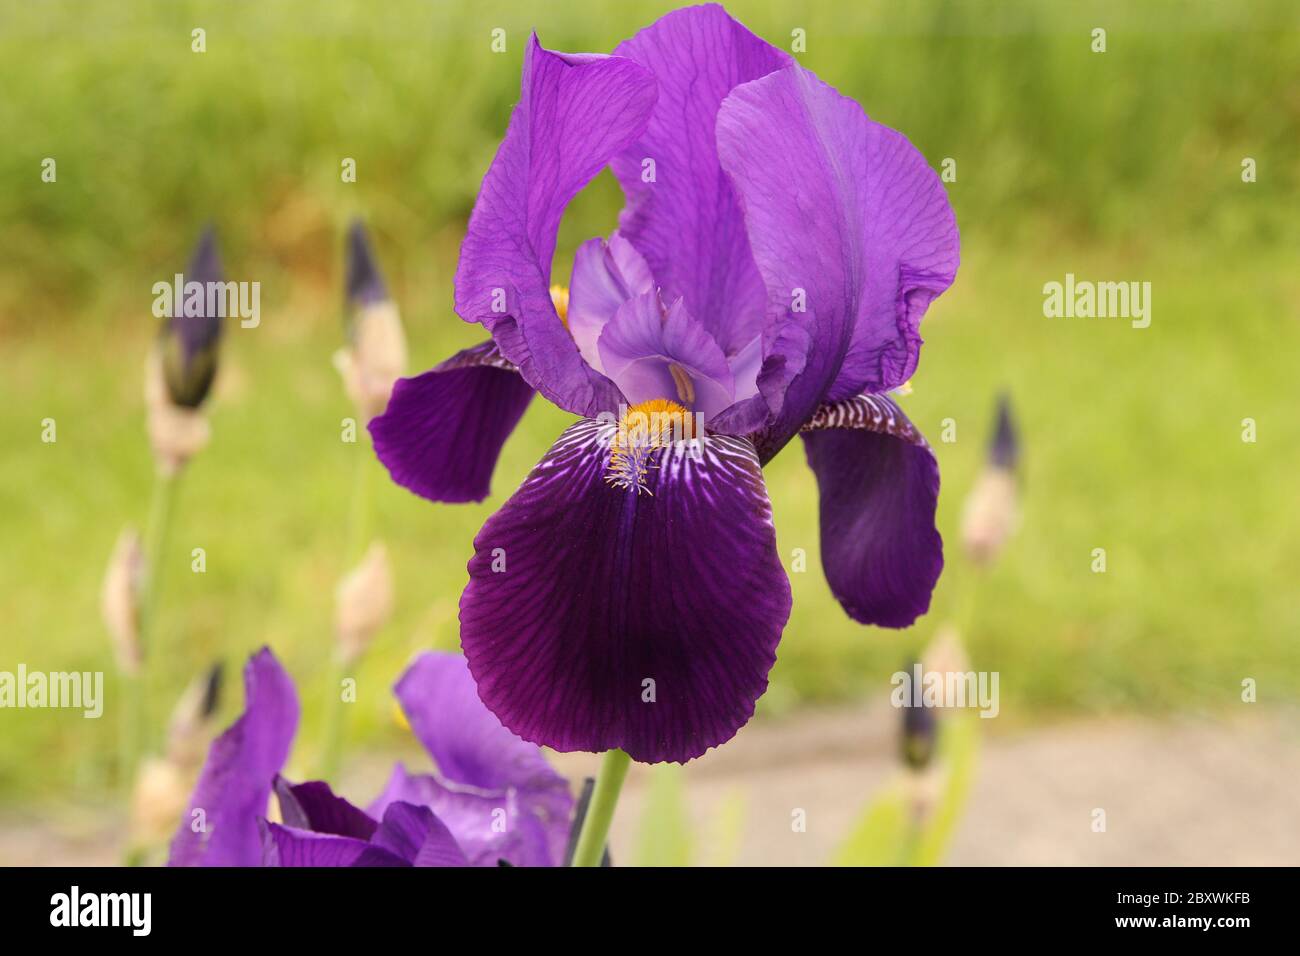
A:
[801,394,942,628]
[716,65,958,458]
[368,764,561,867]
[370,340,533,504]
[370,802,469,867]
[262,822,407,867]
[273,776,377,840]
[460,419,791,763]
[168,648,299,866]
[454,35,656,417]
[611,4,790,353]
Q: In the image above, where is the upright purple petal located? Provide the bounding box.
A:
[566,233,655,370]
[611,4,790,353]
[801,394,942,628]
[597,293,735,419]
[394,652,566,794]
[460,420,792,763]
[716,65,958,457]
[454,36,657,417]
[370,340,533,504]
[168,648,299,867]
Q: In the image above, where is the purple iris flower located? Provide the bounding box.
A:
[371,5,959,763]
[167,648,573,867]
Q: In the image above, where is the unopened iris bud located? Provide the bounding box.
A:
[336,542,395,666]
[159,226,224,409]
[147,227,223,474]
[101,527,145,676]
[336,221,407,420]
[899,662,939,771]
[165,662,224,769]
[961,393,1021,565]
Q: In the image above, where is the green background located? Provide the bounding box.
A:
[1,0,1297,802]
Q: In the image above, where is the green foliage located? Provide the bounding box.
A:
[835,714,980,866]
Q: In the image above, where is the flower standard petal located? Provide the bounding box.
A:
[716,65,958,458]
[454,35,657,417]
[369,340,533,504]
[611,4,790,353]
[801,394,942,628]
[168,648,299,866]
[460,420,791,763]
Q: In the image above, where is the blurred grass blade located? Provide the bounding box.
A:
[634,763,691,867]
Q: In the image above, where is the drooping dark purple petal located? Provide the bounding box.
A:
[597,293,734,419]
[716,65,958,458]
[460,420,791,763]
[369,340,533,504]
[168,648,299,867]
[273,776,378,840]
[801,394,942,628]
[611,4,790,353]
[454,35,656,418]
[345,219,389,309]
[261,822,408,867]
[369,802,469,867]
[160,225,225,408]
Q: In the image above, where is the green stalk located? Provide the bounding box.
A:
[317,449,372,778]
[571,749,632,867]
[121,470,180,785]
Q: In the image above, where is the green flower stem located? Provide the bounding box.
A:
[121,469,180,786]
[317,446,373,778]
[571,748,632,867]
[317,658,349,780]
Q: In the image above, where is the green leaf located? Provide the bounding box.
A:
[634,763,692,867]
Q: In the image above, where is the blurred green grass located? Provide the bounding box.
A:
[1,0,1299,801]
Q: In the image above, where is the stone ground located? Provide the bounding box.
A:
[3,707,1297,866]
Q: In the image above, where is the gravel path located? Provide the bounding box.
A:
[3,709,1295,866]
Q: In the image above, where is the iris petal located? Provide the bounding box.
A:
[273,777,378,840]
[611,4,790,353]
[716,64,958,458]
[454,35,657,417]
[801,394,942,628]
[597,293,734,419]
[262,823,408,867]
[370,340,533,504]
[460,419,791,763]
[168,648,299,867]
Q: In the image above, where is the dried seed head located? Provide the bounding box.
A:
[101,526,145,676]
[336,542,395,666]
